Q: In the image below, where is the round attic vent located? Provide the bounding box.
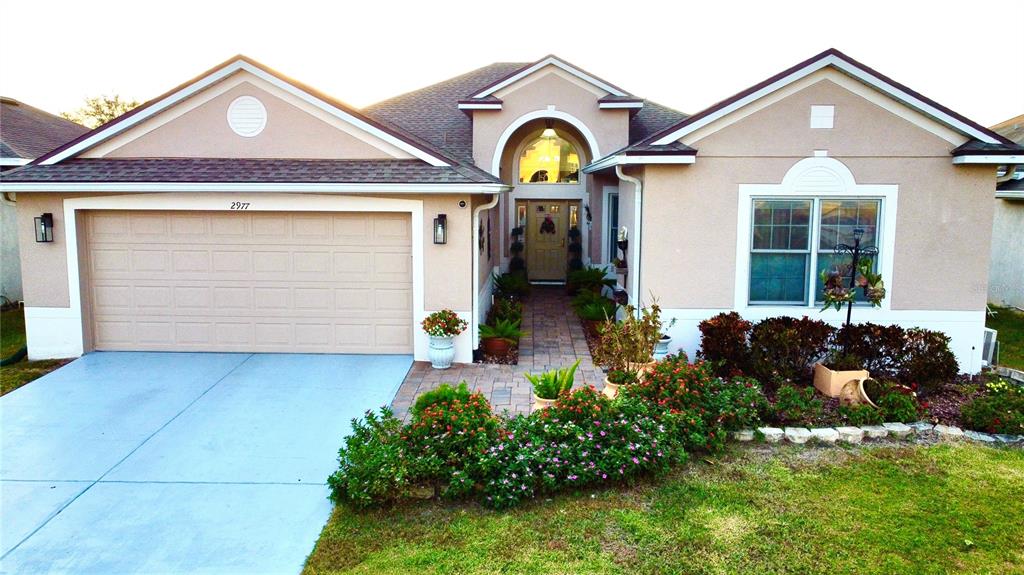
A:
[227,96,267,137]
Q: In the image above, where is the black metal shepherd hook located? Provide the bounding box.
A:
[833,227,878,328]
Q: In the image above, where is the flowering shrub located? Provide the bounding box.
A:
[961,379,1024,435]
[421,309,468,337]
[877,392,920,423]
[749,316,835,386]
[403,391,499,497]
[328,407,411,508]
[771,384,823,425]
[478,392,685,509]
[697,312,753,377]
[412,382,472,417]
[839,403,883,426]
[542,385,610,424]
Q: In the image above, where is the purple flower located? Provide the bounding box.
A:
[632,457,640,464]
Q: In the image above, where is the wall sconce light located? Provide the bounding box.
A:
[34,213,54,243]
[433,213,447,244]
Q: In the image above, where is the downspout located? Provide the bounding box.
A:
[616,165,642,311]
[996,164,1019,183]
[471,194,501,347]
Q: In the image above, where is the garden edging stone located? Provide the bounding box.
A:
[964,430,996,443]
[835,426,865,443]
[882,422,913,438]
[758,427,784,443]
[809,428,839,444]
[860,425,889,439]
[784,427,811,444]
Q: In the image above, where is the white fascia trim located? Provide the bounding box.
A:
[472,57,628,98]
[458,103,502,110]
[0,158,30,166]
[996,190,1024,200]
[598,102,644,109]
[653,54,1000,146]
[49,192,433,361]
[953,155,1024,165]
[734,156,898,313]
[0,182,506,194]
[42,60,451,167]
[583,154,695,173]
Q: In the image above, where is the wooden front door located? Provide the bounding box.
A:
[526,200,569,281]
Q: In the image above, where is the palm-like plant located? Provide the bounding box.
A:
[526,359,581,400]
[479,318,525,343]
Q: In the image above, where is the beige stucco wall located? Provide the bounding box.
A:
[988,198,1024,308]
[89,79,411,160]
[16,192,474,313]
[640,78,996,313]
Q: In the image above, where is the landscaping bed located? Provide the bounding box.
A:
[1,307,69,396]
[305,442,1024,575]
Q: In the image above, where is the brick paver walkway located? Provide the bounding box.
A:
[392,286,605,418]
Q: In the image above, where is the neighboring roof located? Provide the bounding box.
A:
[0,97,89,159]
[0,158,502,185]
[614,48,1023,164]
[363,60,688,162]
[992,114,1024,145]
[365,62,525,161]
[32,55,466,170]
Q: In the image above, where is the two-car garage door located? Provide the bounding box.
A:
[82,210,413,354]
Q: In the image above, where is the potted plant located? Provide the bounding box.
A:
[654,318,677,361]
[593,302,663,395]
[526,360,581,411]
[602,368,639,398]
[422,309,468,369]
[479,318,525,358]
[813,351,869,398]
[574,297,618,339]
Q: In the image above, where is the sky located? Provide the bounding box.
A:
[2,0,1021,128]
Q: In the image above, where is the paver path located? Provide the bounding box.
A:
[393,286,605,418]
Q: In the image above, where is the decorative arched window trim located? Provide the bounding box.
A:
[514,130,584,185]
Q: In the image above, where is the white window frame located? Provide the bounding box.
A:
[735,156,897,312]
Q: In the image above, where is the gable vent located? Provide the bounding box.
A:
[227,96,267,137]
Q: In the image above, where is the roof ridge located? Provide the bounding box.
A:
[364,62,528,111]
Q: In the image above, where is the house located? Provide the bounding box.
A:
[0,97,89,304]
[1,49,1019,372]
[988,114,1023,309]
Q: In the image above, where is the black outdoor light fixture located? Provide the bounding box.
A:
[34,213,54,243]
[433,213,447,244]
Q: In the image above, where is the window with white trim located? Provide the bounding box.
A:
[749,198,880,305]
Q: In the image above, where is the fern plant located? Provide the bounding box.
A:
[526,359,581,400]
[479,318,525,343]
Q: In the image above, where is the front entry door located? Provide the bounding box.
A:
[526,200,569,281]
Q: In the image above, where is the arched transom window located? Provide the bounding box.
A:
[518,130,580,184]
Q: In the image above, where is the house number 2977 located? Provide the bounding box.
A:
[230,202,250,210]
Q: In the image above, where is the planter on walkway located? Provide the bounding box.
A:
[428,336,456,369]
[532,395,557,412]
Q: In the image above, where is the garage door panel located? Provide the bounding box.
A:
[86,210,413,354]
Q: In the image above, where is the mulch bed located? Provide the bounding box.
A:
[477,346,519,365]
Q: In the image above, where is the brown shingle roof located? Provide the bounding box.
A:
[0,97,89,159]
[0,158,502,185]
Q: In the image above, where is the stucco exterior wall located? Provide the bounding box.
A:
[989,199,1024,308]
[1,196,22,302]
[87,79,412,160]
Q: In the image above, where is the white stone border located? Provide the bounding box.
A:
[737,422,1022,446]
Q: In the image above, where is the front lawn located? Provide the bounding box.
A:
[1,307,68,396]
[304,443,1024,574]
[988,305,1024,370]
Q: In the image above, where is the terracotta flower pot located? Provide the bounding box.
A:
[813,363,869,398]
[532,395,557,412]
[603,377,621,399]
[481,336,512,357]
[626,361,658,381]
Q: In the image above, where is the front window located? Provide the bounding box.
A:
[518,132,580,184]
[749,198,880,305]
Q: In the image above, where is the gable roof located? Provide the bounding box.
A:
[468,55,632,99]
[31,55,464,169]
[362,60,687,162]
[0,97,89,161]
[621,49,1023,165]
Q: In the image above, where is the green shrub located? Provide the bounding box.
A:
[900,328,959,394]
[526,360,580,400]
[487,298,523,324]
[697,312,753,377]
[712,376,770,431]
[492,272,530,300]
[772,384,823,424]
[877,392,920,423]
[403,391,500,496]
[750,316,835,387]
[839,403,883,426]
[572,290,617,321]
[607,369,640,385]
[328,407,411,508]
[566,266,614,295]
[961,380,1024,435]
[543,385,612,425]
[412,382,471,417]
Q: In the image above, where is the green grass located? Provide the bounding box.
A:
[1,307,67,396]
[988,305,1024,370]
[304,444,1024,575]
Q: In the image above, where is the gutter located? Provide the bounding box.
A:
[616,165,643,311]
[471,195,501,347]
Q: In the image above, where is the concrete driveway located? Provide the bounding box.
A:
[0,351,411,574]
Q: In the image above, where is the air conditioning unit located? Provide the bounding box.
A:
[982,327,999,367]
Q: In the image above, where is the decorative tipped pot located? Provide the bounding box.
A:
[813,363,869,398]
[428,335,456,369]
[603,377,621,399]
[532,395,557,412]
